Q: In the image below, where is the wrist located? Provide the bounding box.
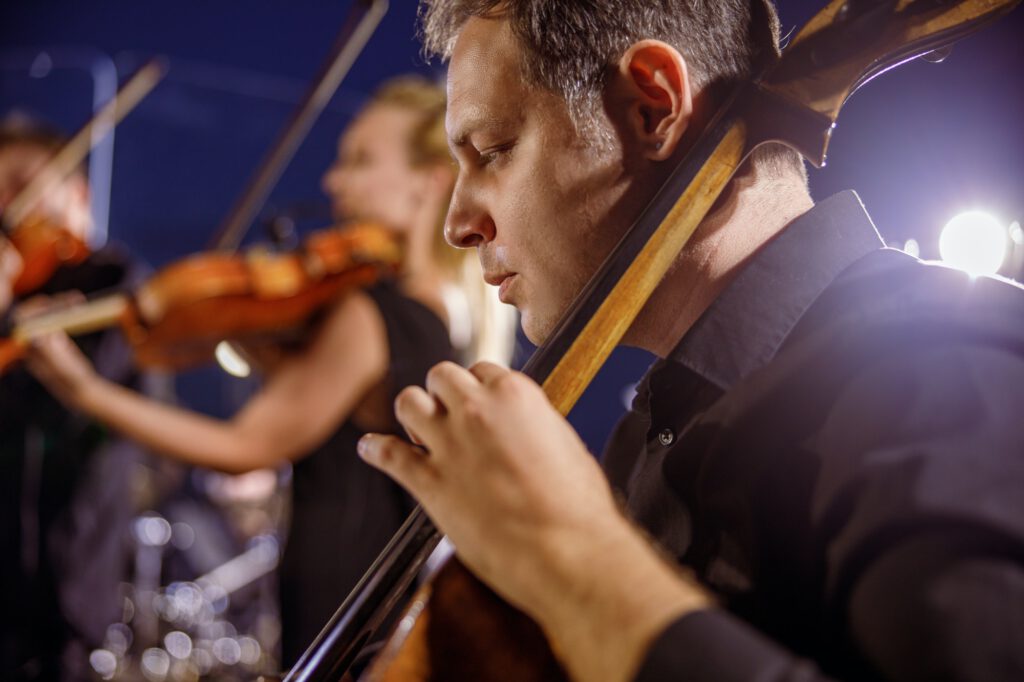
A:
[72,369,107,411]
[532,514,711,682]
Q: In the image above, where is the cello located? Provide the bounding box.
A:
[282,1,1023,680]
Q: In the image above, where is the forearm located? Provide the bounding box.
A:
[75,375,269,473]
[528,515,712,682]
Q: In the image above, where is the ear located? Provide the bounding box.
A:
[613,40,693,161]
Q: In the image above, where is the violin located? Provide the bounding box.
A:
[0,222,402,374]
[3,214,91,296]
[281,1,1024,681]
[0,59,164,296]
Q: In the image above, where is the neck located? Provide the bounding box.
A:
[396,223,447,320]
[626,166,813,358]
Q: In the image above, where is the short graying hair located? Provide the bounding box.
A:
[421,0,781,120]
[419,0,803,176]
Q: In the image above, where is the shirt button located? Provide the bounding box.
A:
[658,428,675,446]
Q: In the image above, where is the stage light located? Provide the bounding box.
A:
[939,211,1007,276]
[88,649,117,680]
[1010,221,1023,246]
[141,647,170,680]
[215,340,251,378]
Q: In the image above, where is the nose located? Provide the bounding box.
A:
[444,179,495,249]
[321,162,344,199]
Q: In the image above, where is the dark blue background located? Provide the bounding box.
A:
[2,1,1022,453]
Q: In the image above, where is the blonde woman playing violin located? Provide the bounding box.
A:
[27,76,512,667]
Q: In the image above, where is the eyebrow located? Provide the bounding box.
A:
[449,130,470,151]
[448,118,480,152]
[447,103,508,153]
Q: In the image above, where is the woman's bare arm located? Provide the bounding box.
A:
[27,292,389,473]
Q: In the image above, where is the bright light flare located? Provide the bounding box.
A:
[215,341,251,378]
[939,211,1007,276]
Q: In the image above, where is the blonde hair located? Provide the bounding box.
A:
[369,76,516,365]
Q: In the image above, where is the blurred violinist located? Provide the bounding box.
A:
[0,235,23,313]
[0,118,156,681]
[27,75,512,668]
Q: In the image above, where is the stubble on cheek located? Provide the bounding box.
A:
[511,97,630,344]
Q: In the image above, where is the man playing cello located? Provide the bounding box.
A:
[358,1,1024,680]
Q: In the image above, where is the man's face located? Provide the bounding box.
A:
[321,104,435,230]
[0,143,92,242]
[444,16,647,344]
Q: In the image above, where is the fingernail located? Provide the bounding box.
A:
[357,435,373,461]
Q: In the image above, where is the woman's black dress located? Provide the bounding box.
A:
[278,280,452,667]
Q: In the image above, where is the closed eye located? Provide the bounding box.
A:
[478,141,516,168]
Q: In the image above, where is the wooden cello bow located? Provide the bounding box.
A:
[282,1,1022,680]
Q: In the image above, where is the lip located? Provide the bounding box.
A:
[485,271,518,303]
[497,275,517,303]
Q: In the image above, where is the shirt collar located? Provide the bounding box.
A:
[653,190,884,394]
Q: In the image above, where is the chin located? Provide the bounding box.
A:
[520,310,555,347]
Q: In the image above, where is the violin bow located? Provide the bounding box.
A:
[287,1,1022,680]
[208,0,389,252]
[1,58,166,233]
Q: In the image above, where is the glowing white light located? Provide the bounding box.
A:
[89,649,118,680]
[134,515,172,547]
[104,623,133,657]
[215,341,251,378]
[213,637,242,665]
[238,636,262,665]
[169,583,204,621]
[903,238,920,258]
[141,648,170,681]
[1010,221,1024,246]
[164,631,193,659]
[939,211,1007,276]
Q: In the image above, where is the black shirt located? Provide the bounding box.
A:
[1,246,152,681]
[279,280,453,667]
[604,192,1024,680]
